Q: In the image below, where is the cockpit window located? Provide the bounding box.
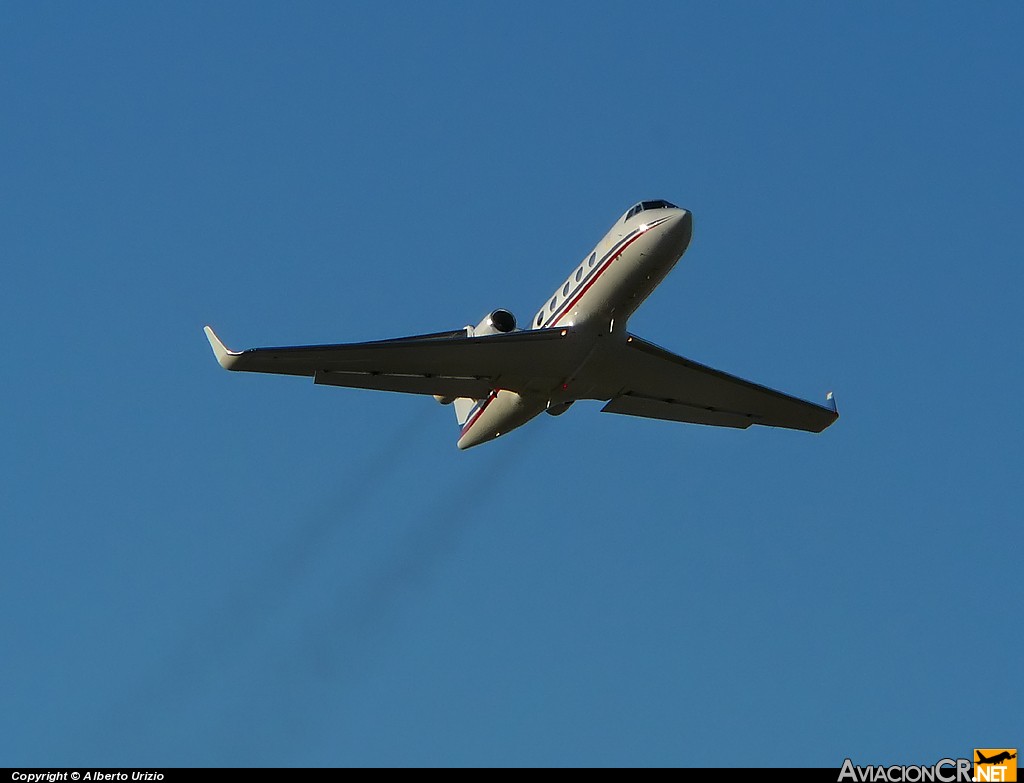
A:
[624,200,678,222]
[640,200,677,211]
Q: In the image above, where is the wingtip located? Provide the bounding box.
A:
[204,325,241,369]
[825,390,838,415]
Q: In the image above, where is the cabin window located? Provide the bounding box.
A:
[575,267,582,282]
[536,312,543,327]
[562,281,570,296]
[550,296,557,310]
[588,252,596,268]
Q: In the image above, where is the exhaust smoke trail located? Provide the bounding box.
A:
[96,405,436,757]
[219,419,545,762]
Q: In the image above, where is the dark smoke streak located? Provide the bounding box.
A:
[220,421,544,762]
[94,405,436,756]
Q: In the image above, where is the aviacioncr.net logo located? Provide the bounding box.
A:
[838,758,973,782]
[974,749,1017,782]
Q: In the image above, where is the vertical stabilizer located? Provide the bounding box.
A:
[453,398,476,426]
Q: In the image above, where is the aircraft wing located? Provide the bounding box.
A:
[203,325,578,400]
[600,334,838,433]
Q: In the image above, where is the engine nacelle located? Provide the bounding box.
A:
[466,308,517,337]
[435,310,517,406]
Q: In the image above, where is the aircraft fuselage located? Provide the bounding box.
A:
[456,204,693,449]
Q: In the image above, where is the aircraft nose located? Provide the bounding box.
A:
[665,209,693,253]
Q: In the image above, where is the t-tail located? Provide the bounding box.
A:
[453,398,476,426]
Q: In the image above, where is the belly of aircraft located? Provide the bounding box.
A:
[456,389,548,450]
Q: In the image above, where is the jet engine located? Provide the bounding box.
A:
[467,308,517,337]
[433,309,517,405]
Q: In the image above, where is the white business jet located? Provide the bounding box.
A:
[205,200,838,449]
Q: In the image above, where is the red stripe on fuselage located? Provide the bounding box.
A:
[461,217,668,442]
[460,389,498,436]
[547,220,663,329]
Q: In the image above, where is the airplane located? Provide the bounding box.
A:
[976,752,1016,765]
[204,199,838,449]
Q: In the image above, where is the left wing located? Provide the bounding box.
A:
[599,334,838,433]
[204,325,579,400]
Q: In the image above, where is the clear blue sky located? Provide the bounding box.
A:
[3,2,1021,767]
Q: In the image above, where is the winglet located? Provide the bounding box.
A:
[825,391,838,414]
[204,326,242,370]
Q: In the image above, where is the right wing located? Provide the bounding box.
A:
[204,325,579,400]
[599,334,838,433]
